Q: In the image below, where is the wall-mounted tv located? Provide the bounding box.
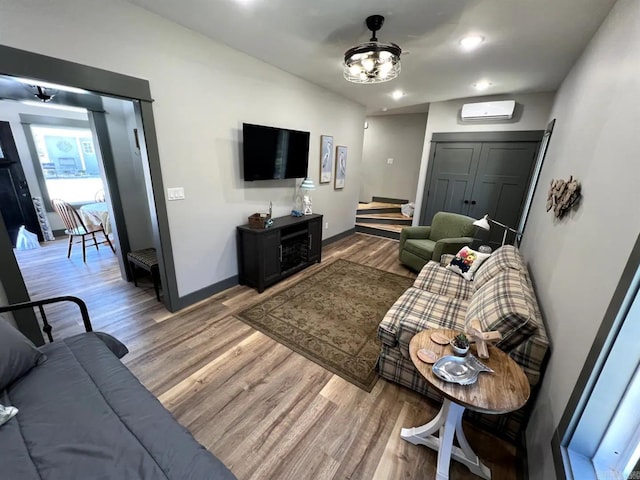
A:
[242,123,310,181]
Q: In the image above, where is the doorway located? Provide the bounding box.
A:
[0,44,180,343]
[420,131,544,247]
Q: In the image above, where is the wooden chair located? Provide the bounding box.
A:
[51,199,115,262]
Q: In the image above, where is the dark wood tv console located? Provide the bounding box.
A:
[236,213,323,293]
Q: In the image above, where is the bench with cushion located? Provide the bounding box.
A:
[378,246,550,442]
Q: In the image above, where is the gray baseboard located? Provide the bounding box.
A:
[322,228,356,246]
[174,275,239,311]
[171,227,358,311]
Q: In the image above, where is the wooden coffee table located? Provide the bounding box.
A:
[401,328,530,480]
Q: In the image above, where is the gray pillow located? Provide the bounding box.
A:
[0,320,46,391]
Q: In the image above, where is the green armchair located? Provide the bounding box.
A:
[399,211,476,272]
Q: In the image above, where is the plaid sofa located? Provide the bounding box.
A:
[377,245,550,443]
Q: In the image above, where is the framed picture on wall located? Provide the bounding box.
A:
[320,135,333,183]
[335,146,347,189]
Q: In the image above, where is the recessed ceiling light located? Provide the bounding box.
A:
[392,90,404,100]
[473,80,492,91]
[460,35,484,51]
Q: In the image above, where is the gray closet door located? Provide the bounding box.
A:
[467,142,538,245]
[422,142,481,224]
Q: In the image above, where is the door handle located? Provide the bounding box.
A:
[471,200,477,205]
[279,245,283,262]
[309,234,312,250]
[463,200,469,204]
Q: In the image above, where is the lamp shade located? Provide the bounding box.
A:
[300,177,316,190]
[473,215,490,231]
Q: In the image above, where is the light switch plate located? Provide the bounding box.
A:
[167,187,185,200]
[387,158,394,164]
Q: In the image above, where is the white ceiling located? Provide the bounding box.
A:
[127,0,616,114]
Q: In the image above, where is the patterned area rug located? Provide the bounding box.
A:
[235,259,413,391]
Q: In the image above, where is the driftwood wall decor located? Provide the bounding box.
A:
[546,176,581,218]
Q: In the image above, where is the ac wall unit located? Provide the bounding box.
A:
[460,100,516,121]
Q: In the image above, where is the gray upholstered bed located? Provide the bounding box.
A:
[0,298,236,480]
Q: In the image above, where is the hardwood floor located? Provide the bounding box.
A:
[14,234,520,480]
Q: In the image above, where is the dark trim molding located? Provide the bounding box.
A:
[0,44,152,102]
[322,228,356,246]
[552,233,640,478]
[0,44,177,312]
[89,111,132,281]
[552,429,567,480]
[0,214,43,345]
[431,130,544,143]
[174,275,239,311]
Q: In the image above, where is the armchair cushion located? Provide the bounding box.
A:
[403,239,436,258]
[430,212,477,242]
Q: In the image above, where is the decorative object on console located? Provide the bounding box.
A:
[320,135,333,183]
[343,15,402,84]
[300,177,316,215]
[473,214,523,246]
[446,246,491,281]
[334,145,347,189]
[247,213,271,229]
[450,333,470,356]
[546,176,581,218]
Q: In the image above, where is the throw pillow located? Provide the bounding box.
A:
[0,319,46,391]
[446,246,491,281]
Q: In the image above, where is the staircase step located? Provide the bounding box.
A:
[357,202,402,215]
[355,223,405,240]
[371,196,409,205]
[356,213,412,226]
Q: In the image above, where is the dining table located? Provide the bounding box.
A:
[79,202,111,235]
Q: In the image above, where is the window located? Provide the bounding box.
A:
[30,125,104,205]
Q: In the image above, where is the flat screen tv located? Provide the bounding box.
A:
[242,123,310,181]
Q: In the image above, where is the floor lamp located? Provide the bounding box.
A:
[473,214,523,247]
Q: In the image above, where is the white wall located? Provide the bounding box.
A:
[0,0,366,297]
[0,101,88,231]
[361,113,427,203]
[521,0,640,478]
[413,92,555,224]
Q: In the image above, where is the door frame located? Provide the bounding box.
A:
[0,44,181,341]
[419,130,545,227]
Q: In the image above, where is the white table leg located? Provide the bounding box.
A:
[401,399,491,480]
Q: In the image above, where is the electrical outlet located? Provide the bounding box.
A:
[387,158,394,164]
[167,187,185,201]
[325,222,329,229]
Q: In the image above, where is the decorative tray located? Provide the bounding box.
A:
[432,354,494,385]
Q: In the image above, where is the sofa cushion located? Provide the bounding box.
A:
[0,320,46,391]
[379,287,468,357]
[473,245,524,290]
[466,269,538,351]
[403,238,436,259]
[413,261,475,300]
